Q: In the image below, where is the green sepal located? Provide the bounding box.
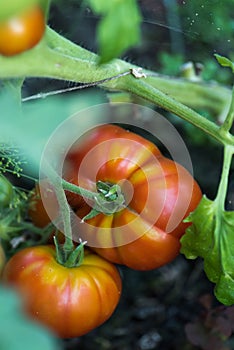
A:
[53,235,65,265]
[181,196,234,305]
[54,234,87,268]
[81,208,101,222]
[64,240,86,268]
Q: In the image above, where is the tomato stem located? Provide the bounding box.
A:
[219,86,234,135]
[0,27,232,146]
[61,179,96,200]
[122,78,234,147]
[0,27,230,120]
[41,162,74,253]
[214,86,234,211]
[215,145,234,211]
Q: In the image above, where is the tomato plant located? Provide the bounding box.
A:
[2,245,122,338]
[0,5,45,56]
[63,124,202,270]
[0,3,234,349]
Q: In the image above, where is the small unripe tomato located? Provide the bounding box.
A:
[0,5,45,56]
[0,175,13,208]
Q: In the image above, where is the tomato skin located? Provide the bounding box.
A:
[0,5,45,56]
[79,208,181,271]
[64,124,202,271]
[2,245,122,338]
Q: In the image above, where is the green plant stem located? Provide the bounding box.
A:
[61,179,96,201]
[45,28,232,118]
[45,28,231,118]
[144,74,230,117]
[0,27,233,146]
[121,78,234,146]
[215,145,234,211]
[42,162,74,252]
[0,28,231,116]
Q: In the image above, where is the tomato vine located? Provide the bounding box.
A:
[0,1,234,347]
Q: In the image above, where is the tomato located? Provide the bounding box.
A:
[64,124,202,271]
[0,5,45,56]
[0,174,13,208]
[2,245,122,338]
[0,244,6,275]
[28,180,59,228]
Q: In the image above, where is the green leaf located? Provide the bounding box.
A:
[181,196,234,305]
[215,54,234,72]
[87,0,142,63]
[0,286,60,350]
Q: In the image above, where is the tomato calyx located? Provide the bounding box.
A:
[54,236,87,268]
[63,179,126,221]
[82,181,126,221]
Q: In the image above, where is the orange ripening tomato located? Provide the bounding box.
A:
[2,245,122,338]
[63,124,202,271]
[0,5,45,56]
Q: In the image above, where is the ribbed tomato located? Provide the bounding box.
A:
[2,245,122,338]
[64,124,202,270]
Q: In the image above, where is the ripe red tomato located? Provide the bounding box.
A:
[0,5,45,56]
[2,245,122,338]
[64,124,202,270]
